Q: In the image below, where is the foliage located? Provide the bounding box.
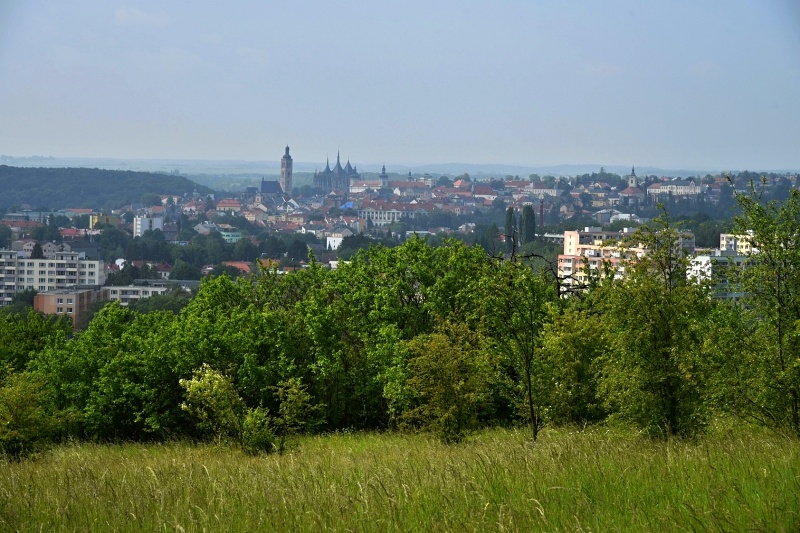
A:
[0,372,63,458]
[728,183,800,436]
[403,321,492,443]
[520,204,536,245]
[477,259,555,439]
[180,364,244,441]
[598,211,713,437]
[170,259,202,280]
[540,305,608,425]
[272,377,316,453]
[0,309,71,373]
[0,165,213,210]
[240,407,275,455]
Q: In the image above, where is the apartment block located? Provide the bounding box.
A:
[557,227,695,290]
[0,250,105,306]
[106,285,169,305]
[33,286,109,328]
[133,216,164,238]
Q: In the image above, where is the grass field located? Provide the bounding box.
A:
[1,426,798,532]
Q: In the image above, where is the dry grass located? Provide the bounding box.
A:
[1,426,798,532]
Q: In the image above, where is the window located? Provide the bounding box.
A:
[67,298,73,304]
[67,307,73,314]
[57,298,63,304]
[57,307,63,313]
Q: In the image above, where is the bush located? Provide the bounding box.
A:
[240,407,275,455]
[180,364,244,441]
[0,372,62,459]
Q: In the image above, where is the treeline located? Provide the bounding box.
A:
[0,166,214,210]
[2,187,800,457]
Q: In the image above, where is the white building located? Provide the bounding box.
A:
[0,250,105,306]
[106,285,170,306]
[133,216,164,238]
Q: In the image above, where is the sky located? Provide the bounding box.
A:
[1,0,799,171]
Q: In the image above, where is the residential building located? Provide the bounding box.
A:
[106,285,170,306]
[0,250,105,306]
[89,214,121,228]
[33,286,109,328]
[557,227,695,290]
[719,232,755,255]
[133,216,164,237]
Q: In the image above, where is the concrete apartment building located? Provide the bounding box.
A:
[557,227,695,289]
[0,250,105,307]
[106,285,169,305]
[133,216,164,238]
[33,286,109,328]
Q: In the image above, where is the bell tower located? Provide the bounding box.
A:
[281,146,293,196]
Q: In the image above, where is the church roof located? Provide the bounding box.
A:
[260,179,284,195]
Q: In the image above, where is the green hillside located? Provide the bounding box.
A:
[0,166,215,210]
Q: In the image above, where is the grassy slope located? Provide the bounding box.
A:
[1,427,798,532]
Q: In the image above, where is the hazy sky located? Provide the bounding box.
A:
[1,1,799,170]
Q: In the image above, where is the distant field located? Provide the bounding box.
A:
[1,427,797,532]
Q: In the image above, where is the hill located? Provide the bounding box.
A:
[0,166,214,210]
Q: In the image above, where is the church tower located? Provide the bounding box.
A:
[628,166,637,188]
[281,146,293,196]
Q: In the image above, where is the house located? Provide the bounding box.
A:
[215,198,243,215]
[647,179,700,198]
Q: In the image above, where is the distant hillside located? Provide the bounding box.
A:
[0,166,214,210]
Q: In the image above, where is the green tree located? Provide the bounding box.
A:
[170,259,202,280]
[0,225,11,248]
[504,207,517,255]
[520,204,536,245]
[727,184,800,436]
[404,321,491,443]
[478,260,554,440]
[180,363,244,441]
[30,243,44,259]
[540,305,608,426]
[598,211,712,437]
[0,309,71,374]
[0,372,64,458]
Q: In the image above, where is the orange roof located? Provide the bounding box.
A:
[222,261,252,274]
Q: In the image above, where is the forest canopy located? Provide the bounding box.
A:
[0,166,214,210]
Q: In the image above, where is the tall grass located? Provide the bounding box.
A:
[1,426,798,531]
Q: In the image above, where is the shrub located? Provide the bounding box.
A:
[240,407,275,455]
[180,364,244,441]
[0,372,62,458]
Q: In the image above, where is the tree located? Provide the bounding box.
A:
[540,305,607,426]
[30,242,44,259]
[180,363,244,441]
[598,211,712,437]
[170,259,202,280]
[0,225,12,248]
[403,321,492,443]
[726,184,800,436]
[478,260,554,440]
[520,204,536,245]
[504,207,517,255]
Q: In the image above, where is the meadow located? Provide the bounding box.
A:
[1,426,797,532]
